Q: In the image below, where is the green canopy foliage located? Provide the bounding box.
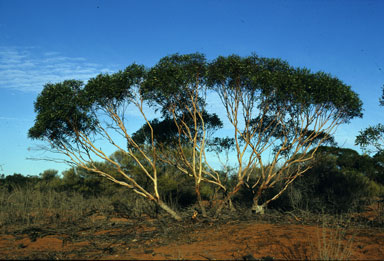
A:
[207,54,363,122]
[142,53,207,116]
[29,53,363,150]
[356,124,384,154]
[28,80,96,145]
[84,64,146,107]
[28,65,147,146]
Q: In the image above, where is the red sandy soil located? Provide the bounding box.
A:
[0,206,383,260]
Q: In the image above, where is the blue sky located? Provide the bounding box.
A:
[0,0,383,176]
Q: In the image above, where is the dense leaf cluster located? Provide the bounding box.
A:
[207,54,362,122]
[142,53,207,107]
[84,64,146,107]
[29,53,363,145]
[28,80,96,145]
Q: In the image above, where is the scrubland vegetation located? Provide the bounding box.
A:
[0,146,383,259]
[1,145,383,228]
[1,53,384,259]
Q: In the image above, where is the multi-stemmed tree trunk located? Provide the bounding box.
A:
[208,54,362,215]
[142,53,226,217]
[29,53,363,220]
[28,66,182,221]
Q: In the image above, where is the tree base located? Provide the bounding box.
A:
[251,204,265,215]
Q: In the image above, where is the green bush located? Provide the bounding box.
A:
[372,152,384,185]
[157,170,196,208]
[1,173,39,192]
[277,148,382,213]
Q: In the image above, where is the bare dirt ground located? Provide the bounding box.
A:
[0,205,383,260]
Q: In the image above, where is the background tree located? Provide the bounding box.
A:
[280,146,383,213]
[28,66,182,221]
[356,86,384,187]
[207,54,363,215]
[39,169,58,181]
[356,85,384,155]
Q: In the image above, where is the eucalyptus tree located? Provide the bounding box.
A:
[28,52,364,219]
[28,65,182,221]
[207,54,363,215]
[140,53,226,216]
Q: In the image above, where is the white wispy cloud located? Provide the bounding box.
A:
[0,47,117,92]
[0,116,31,122]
